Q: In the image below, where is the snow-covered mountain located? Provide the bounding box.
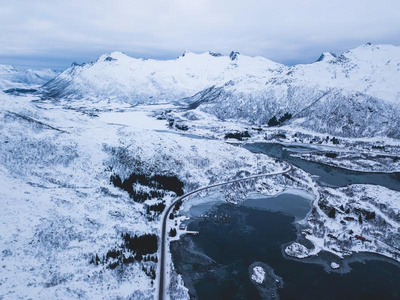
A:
[0,64,60,90]
[188,44,400,138]
[41,51,281,103]
[41,44,400,138]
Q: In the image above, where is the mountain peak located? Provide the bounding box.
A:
[229,51,240,60]
[180,50,193,57]
[109,51,129,59]
[316,52,337,62]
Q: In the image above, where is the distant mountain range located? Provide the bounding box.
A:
[41,43,400,138]
[0,64,60,90]
[41,50,280,103]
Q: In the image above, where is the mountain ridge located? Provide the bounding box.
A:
[42,50,281,103]
[40,43,400,138]
[0,64,60,90]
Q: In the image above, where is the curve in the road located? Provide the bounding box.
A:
[157,164,293,300]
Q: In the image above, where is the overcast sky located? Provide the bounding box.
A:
[1,0,400,69]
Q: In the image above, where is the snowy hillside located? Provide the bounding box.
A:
[0,90,285,299]
[41,51,281,103]
[0,64,60,90]
[188,44,400,138]
[41,44,400,138]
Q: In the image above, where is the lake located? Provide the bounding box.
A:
[171,192,400,299]
[170,142,400,299]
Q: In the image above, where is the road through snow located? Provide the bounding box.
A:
[157,164,293,300]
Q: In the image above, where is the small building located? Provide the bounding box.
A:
[354,235,366,242]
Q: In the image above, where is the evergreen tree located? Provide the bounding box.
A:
[328,207,336,218]
[169,228,177,237]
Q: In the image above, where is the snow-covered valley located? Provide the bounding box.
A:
[0,91,287,299]
[41,44,400,139]
[1,43,400,300]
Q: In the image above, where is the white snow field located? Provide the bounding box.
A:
[1,43,400,300]
[0,91,285,300]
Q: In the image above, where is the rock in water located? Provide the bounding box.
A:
[284,242,311,258]
[251,266,266,284]
[330,262,340,269]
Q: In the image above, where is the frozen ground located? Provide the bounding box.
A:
[0,92,285,300]
[159,106,400,176]
[2,59,400,298]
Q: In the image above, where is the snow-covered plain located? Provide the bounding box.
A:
[2,43,400,299]
[0,91,286,299]
[2,86,399,299]
[98,106,171,130]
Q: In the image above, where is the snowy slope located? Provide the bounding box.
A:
[0,91,285,299]
[189,44,400,138]
[0,64,60,90]
[41,44,400,138]
[41,51,281,103]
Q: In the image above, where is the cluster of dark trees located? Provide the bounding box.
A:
[146,201,166,215]
[328,207,336,218]
[330,137,340,144]
[110,172,184,203]
[142,265,156,280]
[325,152,338,158]
[122,233,158,255]
[268,112,292,127]
[224,131,251,141]
[339,205,351,214]
[267,132,286,140]
[173,199,183,212]
[89,233,158,270]
[327,204,376,224]
[175,123,189,131]
[372,145,385,150]
[364,211,376,220]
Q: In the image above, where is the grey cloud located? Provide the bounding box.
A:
[0,0,399,69]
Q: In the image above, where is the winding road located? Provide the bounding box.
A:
[157,164,293,300]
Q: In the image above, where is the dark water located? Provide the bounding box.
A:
[154,129,209,140]
[171,143,400,299]
[171,199,400,300]
[242,193,311,221]
[244,142,400,191]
